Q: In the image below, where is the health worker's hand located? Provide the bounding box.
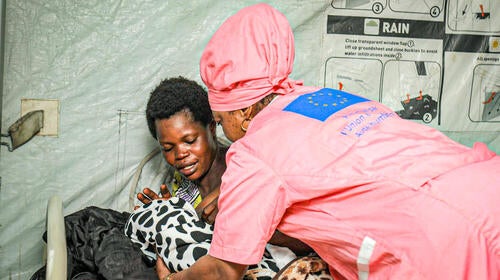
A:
[156,253,172,279]
[198,196,219,225]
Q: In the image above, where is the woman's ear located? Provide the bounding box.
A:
[241,105,256,119]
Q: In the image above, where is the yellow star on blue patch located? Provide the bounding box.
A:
[283,88,369,121]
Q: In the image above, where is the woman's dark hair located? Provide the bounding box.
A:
[146,76,213,139]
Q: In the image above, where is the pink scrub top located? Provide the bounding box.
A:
[209,88,500,279]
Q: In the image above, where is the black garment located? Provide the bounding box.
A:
[30,206,156,280]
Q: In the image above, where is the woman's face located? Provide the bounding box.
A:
[212,110,246,142]
[155,111,217,181]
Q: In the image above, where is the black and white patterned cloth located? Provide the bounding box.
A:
[125,198,285,279]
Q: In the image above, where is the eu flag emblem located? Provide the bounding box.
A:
[283,88,369,121]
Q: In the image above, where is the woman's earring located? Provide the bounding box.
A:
[240,119,250,132]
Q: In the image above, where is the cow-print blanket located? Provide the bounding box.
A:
[125,198,281,279]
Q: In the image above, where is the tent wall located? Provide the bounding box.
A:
[0,1,498,278]
[0,0,5,154]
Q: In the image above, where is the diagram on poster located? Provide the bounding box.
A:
[448,0,500,32]
[389,0,443,17]
[331,0,444,17]
[382,60,441,123]
[324,57,382,101]
[331,0,388,14]
[469,64,500,121]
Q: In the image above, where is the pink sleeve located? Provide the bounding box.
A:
[209,143,288,265]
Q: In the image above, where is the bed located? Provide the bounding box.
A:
[44,195,67,280]
[31,151,333,280]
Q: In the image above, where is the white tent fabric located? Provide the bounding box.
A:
[0,1,327,278]
[0,1,498,278]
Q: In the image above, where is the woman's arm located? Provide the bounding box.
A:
[157,254,247,280]
[269,230,313,256]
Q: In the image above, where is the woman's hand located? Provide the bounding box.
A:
[135,184,171,209]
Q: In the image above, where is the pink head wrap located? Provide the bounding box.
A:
[200,3,303,111]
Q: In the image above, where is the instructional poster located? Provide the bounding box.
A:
[323,0,500,131]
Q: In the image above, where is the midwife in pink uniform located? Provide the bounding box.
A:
[157,3,500,280]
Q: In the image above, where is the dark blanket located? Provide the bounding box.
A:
[30,206,156,280]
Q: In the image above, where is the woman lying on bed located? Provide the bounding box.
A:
[126,76,322,279]
[30,76,328,280]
